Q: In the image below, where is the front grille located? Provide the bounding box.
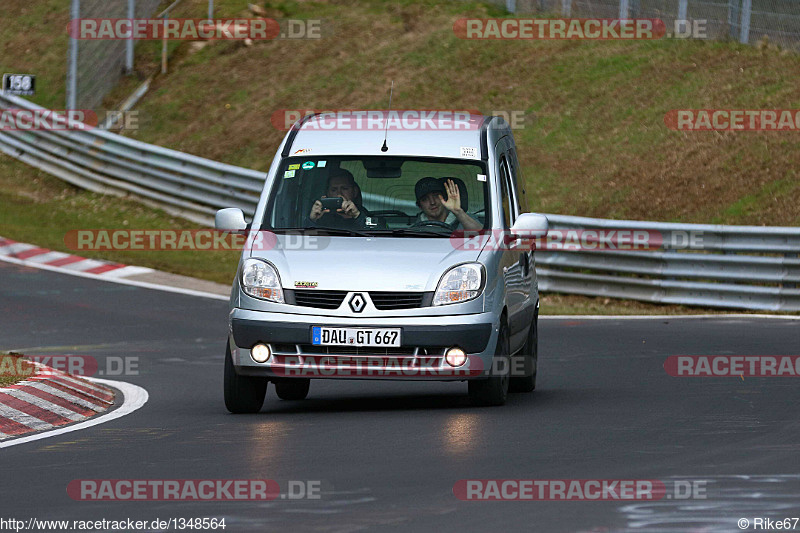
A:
[369,291,426,310]
[294,290,347,309]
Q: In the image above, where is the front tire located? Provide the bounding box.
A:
[224,343,268,413]
[509,314,537,393]
[468,317,510,406]
[274,379,310,400]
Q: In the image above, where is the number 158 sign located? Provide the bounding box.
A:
[2,74,36,96]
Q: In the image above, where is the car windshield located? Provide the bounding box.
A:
[263,156,490,236]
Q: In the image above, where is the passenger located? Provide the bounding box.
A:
[414,177,482,231]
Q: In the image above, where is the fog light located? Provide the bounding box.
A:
[251,343,272,363]
[445,347,467,367]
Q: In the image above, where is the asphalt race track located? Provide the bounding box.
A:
[1,261,799,532]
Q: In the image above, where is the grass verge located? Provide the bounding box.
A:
[0,156,239,285]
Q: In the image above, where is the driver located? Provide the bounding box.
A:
[309,170,373,229]
[414,177,482,231]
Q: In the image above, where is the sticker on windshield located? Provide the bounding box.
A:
[477,174,487,182]
[460,146,477,158]
[318,160,327,168]
[288,164,300,170]
[302,161,315,170]
[283,170,296,178]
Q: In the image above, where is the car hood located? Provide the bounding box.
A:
[250,235,484,292]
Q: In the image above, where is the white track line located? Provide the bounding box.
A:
[0,378,149,449]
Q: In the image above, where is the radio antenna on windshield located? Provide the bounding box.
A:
[381,81,393,152]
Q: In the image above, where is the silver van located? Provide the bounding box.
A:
[216,111,548,411]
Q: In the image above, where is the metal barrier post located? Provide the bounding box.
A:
[728,0,739,39]
[678,0,687,23]
[126,0,135,74]
[161,11,168,74]
[67,0,80,109]
[739,0,752,43]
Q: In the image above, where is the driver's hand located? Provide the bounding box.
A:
[339,199,360,219]
[440,179,462,214]
[310,198,327,221]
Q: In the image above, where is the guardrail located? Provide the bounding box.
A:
[537,215,800,311]
[0,93,262,225]
[1,93,798,311]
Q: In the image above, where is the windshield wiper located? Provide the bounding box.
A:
[368,228,452,238]
[271,227,450,238]
[275,226,375,237]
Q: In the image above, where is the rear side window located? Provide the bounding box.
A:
[506,147,525,215]
[499,155,513,229]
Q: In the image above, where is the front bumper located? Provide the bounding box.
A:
[229,308,498,381]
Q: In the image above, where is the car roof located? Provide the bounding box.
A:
[280,111,510,161]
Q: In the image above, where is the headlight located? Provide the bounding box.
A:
[241,258,284,303]
[433,263,484,306]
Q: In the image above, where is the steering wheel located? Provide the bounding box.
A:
[410,220,453,230]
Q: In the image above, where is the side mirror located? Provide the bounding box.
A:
[510,213,548,238]
[215,208,247,232]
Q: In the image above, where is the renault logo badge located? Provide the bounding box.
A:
[348,293,366,313]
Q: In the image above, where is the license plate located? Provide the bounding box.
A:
[311,327,401,347]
